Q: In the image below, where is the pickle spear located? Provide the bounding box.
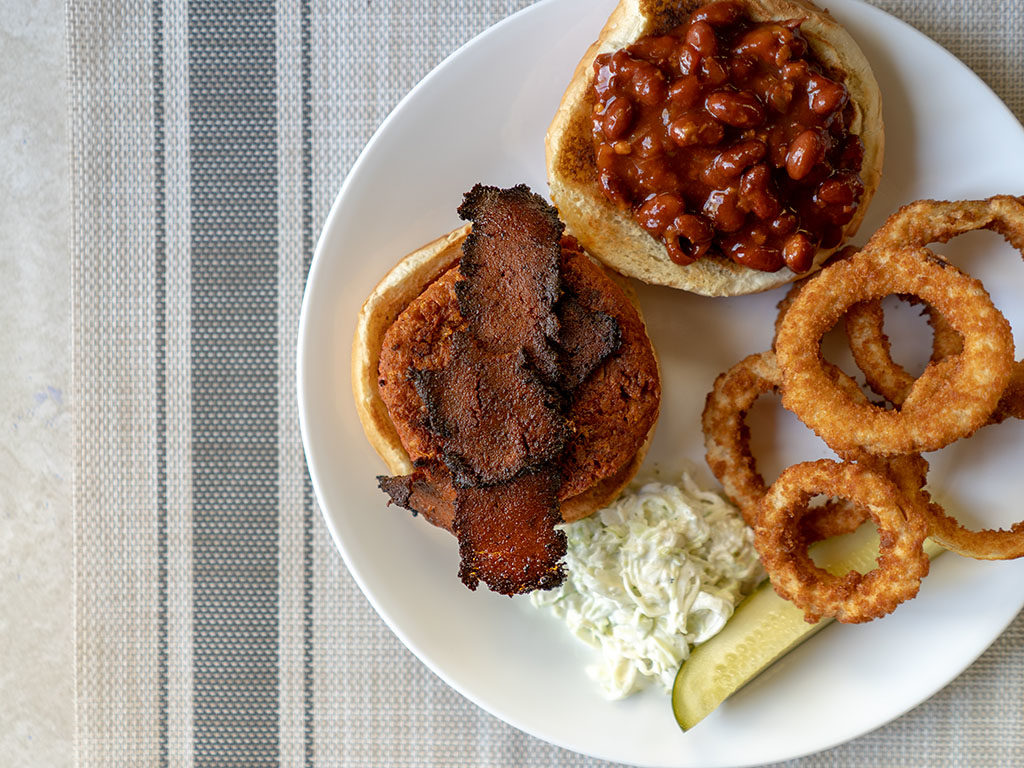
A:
[672,525,944,730]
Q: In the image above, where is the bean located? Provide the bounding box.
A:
[665,214,713,265]
[807,74,847,115]
[704,139,767,185]
[668,113,724,147]
[733,26,780,62]
[705,89,765,128]
[769,212,798,237]
[668,75,702,112]
[782,232,815,273]
[597,168,626,203]
[739,163,781,220]
[816,173,864,225]
[677,47,699,76]
[816,174,861,207]
[730,241,782,271]
[785,129,823,180]
[636,193,685,236]
[631,34,678,63]
[686,21,718,57]
[626,59,667,106]
[601,97,635,141]
[634,129,663,158]
[781,61,808,81]
[700,57,729,87]
[703,188,746,232]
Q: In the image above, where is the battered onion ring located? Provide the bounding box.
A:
[920,496,1024,561]
[858,450,1024,561]
[702,350,868,538]
[837,451,1024,562]
[847,196,1024,420]
[775,246,1015,455]
[844,296,961,405]
[753,459,930,624]
[773,246,859,348]
[864,195,1024,254]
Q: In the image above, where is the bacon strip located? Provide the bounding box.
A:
[455,184,565,382]
[454,470,566,595]
[410,334,568,488]
[379,184,623,595]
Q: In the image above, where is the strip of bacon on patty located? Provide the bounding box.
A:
[377,184,659,595]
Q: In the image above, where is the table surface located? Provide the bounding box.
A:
[1,0,74,766]
[3,1,1023,766]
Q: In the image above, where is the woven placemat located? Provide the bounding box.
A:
[68,1,1024,765]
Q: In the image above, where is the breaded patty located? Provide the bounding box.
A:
[377,243,660,526]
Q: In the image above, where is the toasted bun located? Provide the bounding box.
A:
[546,0,884,296]
[352,226,659,523]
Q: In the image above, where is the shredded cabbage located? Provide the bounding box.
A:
[531,474,764,699]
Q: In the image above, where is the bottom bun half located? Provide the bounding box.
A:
[352,225,660,526]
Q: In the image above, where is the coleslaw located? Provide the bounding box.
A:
[532,474,764,699]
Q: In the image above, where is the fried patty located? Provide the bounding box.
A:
[377,242,660,530]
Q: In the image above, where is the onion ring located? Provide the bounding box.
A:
[700,350,908,543]
[753,459,930,624]
[702,350,868,537]
[836,451,1024,561]
[856,450,1024,561]
[702,351,782,525]
[775,246,1015,455]
[844,296,962,405]
[895,449,1024,560]
[920,497,1024,561]
[846,196,1024,420]
[773,246,859,347]
[864,195,1024,254]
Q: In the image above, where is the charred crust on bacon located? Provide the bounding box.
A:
[377,474,413,510]
[378,463,458,530]
[556,292,622,390]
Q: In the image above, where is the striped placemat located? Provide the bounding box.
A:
[68,0,1024,765]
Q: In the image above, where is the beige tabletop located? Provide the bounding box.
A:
[2,0,74,765]
[3,1,1024,766]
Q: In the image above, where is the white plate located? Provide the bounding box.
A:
[298,1,1024,765]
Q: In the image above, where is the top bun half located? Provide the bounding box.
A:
[546,0,884,296]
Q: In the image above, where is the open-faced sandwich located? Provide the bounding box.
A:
[546,0,884,295]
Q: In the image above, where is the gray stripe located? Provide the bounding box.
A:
[152,0,169,765]
[300,0,315,763]
[188,1,280,765]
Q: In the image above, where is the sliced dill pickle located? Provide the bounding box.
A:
[672,526,944,730]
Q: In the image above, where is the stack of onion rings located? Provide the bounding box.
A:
[776,245,1014,456]
[844,195,1024,422]
[702,196,1024,623]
